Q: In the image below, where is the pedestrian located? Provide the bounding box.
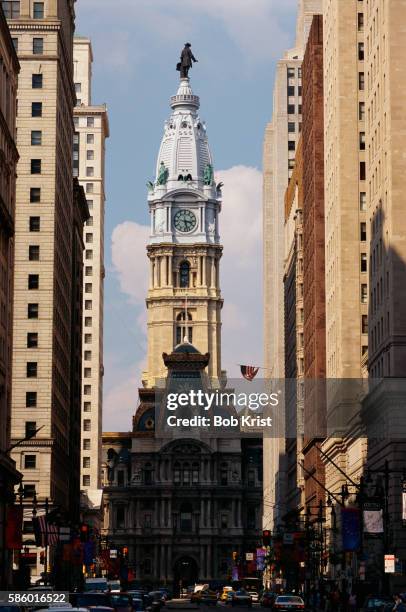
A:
[393,594,406,612]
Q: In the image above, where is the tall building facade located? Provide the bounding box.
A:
[301,14,326,510]
[73,36,109,500]
[101,73,262,589]
[0,3,20,587]
[262,0,322,530]
[321,0,368,502]
[5,0,83,581]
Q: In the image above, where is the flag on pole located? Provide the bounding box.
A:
[240,365,259,381]
[33,514,59,546]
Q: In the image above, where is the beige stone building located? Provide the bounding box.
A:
[73,36,109,506]
[262,0,322,530]
[5,0,82,582]
[0,2,20,587]
[321,0,368,503]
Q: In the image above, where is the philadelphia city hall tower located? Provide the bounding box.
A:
[102,50,262,590]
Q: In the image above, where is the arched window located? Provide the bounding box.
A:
[176,311,192,345]
[180,503,193,532]
[180,261,190,288]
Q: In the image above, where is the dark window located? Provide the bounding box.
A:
[180,503,193,532]
[287,104,295,114]
[32,73,43,88]
[25,422,37,438]
[358,13,364,31]
[359,72,365,90]
[29,245,39,261]
[298,85,302,96]
[361,253,367,273]
[359,132,365,150]
[362,315,368,334]
[117,471,125,486]
[27,332,38,348]
[31,130,42,145]
[360,222,367,241]
[28,274,39,290]
[33,2,44,18]
[29,216,40,231]
[116,507,125,528]
[12,37,18,51]
[359,102,365,120]
[87,116,94,127]
[24,455,36,469]
[31,159,41,174]
[26,392,37,408]
[27,303,39,319]
[1,1,20,18]
[287,67,295,78]
[32,37,43,54]
[288,122,295,133]
[30,187,41,203]
[288,140,295,151]
[26,362,37,378]
[360,161,366,180]
[298,104,302,114]
[23,484,36,498]
[179,261,190,288]
[358,42,364,61]
[361,284,368,303]
[287,85,295,96]
[31,102,42,117]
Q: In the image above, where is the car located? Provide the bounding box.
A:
[231,590,252,607]
[220,587,234,602]
[260,592,276,608]
[85,578,109,593]
[361,595,394,611]
[273,595,305,611]
[108,581,122,593]
[248,591,259,604]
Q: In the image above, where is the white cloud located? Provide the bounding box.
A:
[103,358,146,431]
[106,164,263,430]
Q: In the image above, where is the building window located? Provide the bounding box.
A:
[117,471,125,486]
[360,222,367,241]
[26,362,37,378]
[85,283,92,293]
[31,102,42,117]
[116,506,125,528]
[85,250,93,260]
[32,37,43,54]
[32,74,43,88]
[31,159,41,174]
[360,161,366,181]
[26,392,37,407]
[361,284,368,303]
[27,332,38,348]
[83,475,90,487]
[86,199,93,210]
[83,401,91,411]
[87,134,94,144]
[176,312,192,345]
[358,72,365,90]
[31,130,42,146]
[85,267,93,276]
[288,122,295,133]
[85,317,92,327]
[358,42,364,61]
[84,367,91,378]
[179,261,190,287]
[29,245,40,261]
[360,192,366,211]
[287,104,295,114]
[83,386,91,397]
[28,274,39,290]
[30,187,41,203]
[29,216,40,231]
[361,253,367,273]
[83,439,91,450]
[12,37,18,51]
[87,150,94,160]
[288,159,295,170]
[359,132,365,150]
[288,141,295,151]
[84,351,92,361]
[362,315,368,334]
[358,12,364,31]
[73,116,79,127]
[86,167,94,177]
[180,503,193,532]
[83,419,91,431]
[87,116,94,127]
[359,102,365,120]
[28,303,39,319]
[75,82,81,93]
[86,183,94,193]
[33,2,44,18]
[25,422,37,438]
[287,67,295,78]
[85,300,92,310]
[24,455,36,469]
[287,85,295,96]
[2,1,20,18]
[83,456,90,468]
[84,334,92,343]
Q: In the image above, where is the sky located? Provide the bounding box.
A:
[74,0,298,431]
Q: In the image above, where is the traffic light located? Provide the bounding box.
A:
[262,530,271,546]
[80,524,89,542]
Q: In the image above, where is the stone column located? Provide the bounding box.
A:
[211,257,215,288]
[169,255,173,287]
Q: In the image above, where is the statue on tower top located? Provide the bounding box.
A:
[176,42,198,79]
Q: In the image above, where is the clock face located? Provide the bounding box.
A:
[174,209,197,233]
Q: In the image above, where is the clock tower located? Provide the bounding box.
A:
[143,77,224,387]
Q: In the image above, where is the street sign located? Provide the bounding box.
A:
[245,553,254,561]
[384,554,395,573]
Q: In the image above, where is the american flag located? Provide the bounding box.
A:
[240,365,260,381]
[34,514,59,546]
